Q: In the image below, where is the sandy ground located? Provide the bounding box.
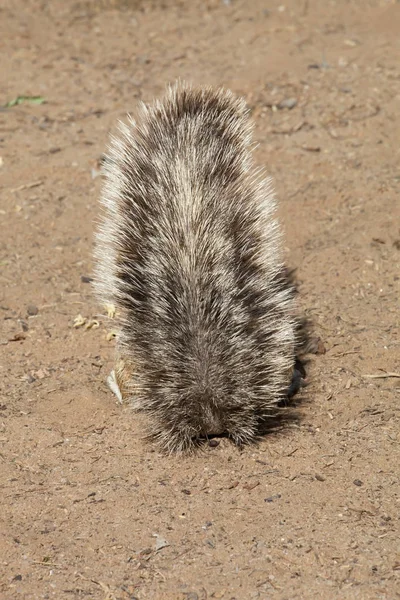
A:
[1,0,399,598]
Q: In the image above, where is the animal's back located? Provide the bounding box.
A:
[94,82,298,452]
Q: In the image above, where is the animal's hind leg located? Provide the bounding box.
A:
[286,358,306,400]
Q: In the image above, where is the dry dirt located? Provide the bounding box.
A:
[1,0,399,598]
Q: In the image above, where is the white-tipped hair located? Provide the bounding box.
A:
[93,82,300,453]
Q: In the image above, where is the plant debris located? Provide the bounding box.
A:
[4,95,46,108]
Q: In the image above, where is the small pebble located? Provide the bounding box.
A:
[228,481,239,489]
[315,473,326,482]
[243,480,260,490]
[9,333,26,342]
[27,304,38,316]
[81,275,93,283]
[277,97,297,110]
[265,493,281,503]
[353,479,363,487]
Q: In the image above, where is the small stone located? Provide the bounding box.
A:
[81,275,93,283]
[227,481,240,489]
[9,333,26,342]
[315,473,326,482]
[353,479,363,487]
[277,97,297,110]
[153,534,169,551]
[27,304,38,316]
[243,480,260,490]
[265,494,281,503]
[209,439,220,448]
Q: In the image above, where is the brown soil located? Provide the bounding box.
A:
[1,1,399,598]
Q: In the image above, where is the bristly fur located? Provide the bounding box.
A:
[93,81,301,453]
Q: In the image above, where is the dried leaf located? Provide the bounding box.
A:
[73,314,86,328]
